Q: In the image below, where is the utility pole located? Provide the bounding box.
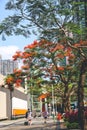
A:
[24,77,31,109]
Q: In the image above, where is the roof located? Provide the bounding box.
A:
[15,86,25,93]
[38,93,50,100]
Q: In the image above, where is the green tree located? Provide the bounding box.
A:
[1,1,87,129]
[12,40,80,112]
[0,0,85,40]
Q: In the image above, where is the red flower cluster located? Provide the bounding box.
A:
[64,109,78,123]
[64,108,87,123]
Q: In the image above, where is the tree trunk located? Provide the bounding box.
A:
[62,95,71,112]
[78,59,87,130]
[62,85,71,112]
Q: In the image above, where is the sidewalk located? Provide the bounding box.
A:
[0,116,67,130]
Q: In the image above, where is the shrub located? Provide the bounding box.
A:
[64,110,78,123]
[66,122,79,129]
[84,107,87,119]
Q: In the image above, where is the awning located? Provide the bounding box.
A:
[38,93,49,100]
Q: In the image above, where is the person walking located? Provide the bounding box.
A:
[43,111,48,123]
[25,108,32,125]
[57,112,62,121]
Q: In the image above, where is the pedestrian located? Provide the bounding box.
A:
[25,108,32,125]
[43,111,48,123]
[57,112,62,121]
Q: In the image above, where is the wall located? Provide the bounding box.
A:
[0,86,27,120]
[0,91,7,119]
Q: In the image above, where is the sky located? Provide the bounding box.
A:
[0,0,37,60]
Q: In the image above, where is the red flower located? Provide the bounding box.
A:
[57,66,64,71]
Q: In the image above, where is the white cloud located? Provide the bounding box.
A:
[0,45,19,60]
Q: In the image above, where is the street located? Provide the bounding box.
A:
[0,117,67,130]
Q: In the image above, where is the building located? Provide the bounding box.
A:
[0,59,18,76]
[0,74,28,120]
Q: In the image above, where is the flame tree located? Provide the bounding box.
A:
[1,1,87,129]
[12,40,80,112]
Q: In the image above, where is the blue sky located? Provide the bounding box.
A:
[0,0,37,60]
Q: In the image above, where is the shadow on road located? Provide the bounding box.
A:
[19,122,67,130]
[0,118,67,130]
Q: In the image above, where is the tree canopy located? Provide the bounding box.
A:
[1,1,87,129]
[0,0,87,42]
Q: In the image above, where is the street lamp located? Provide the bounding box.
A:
[52,85,55,112]
[52,84,55,118]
